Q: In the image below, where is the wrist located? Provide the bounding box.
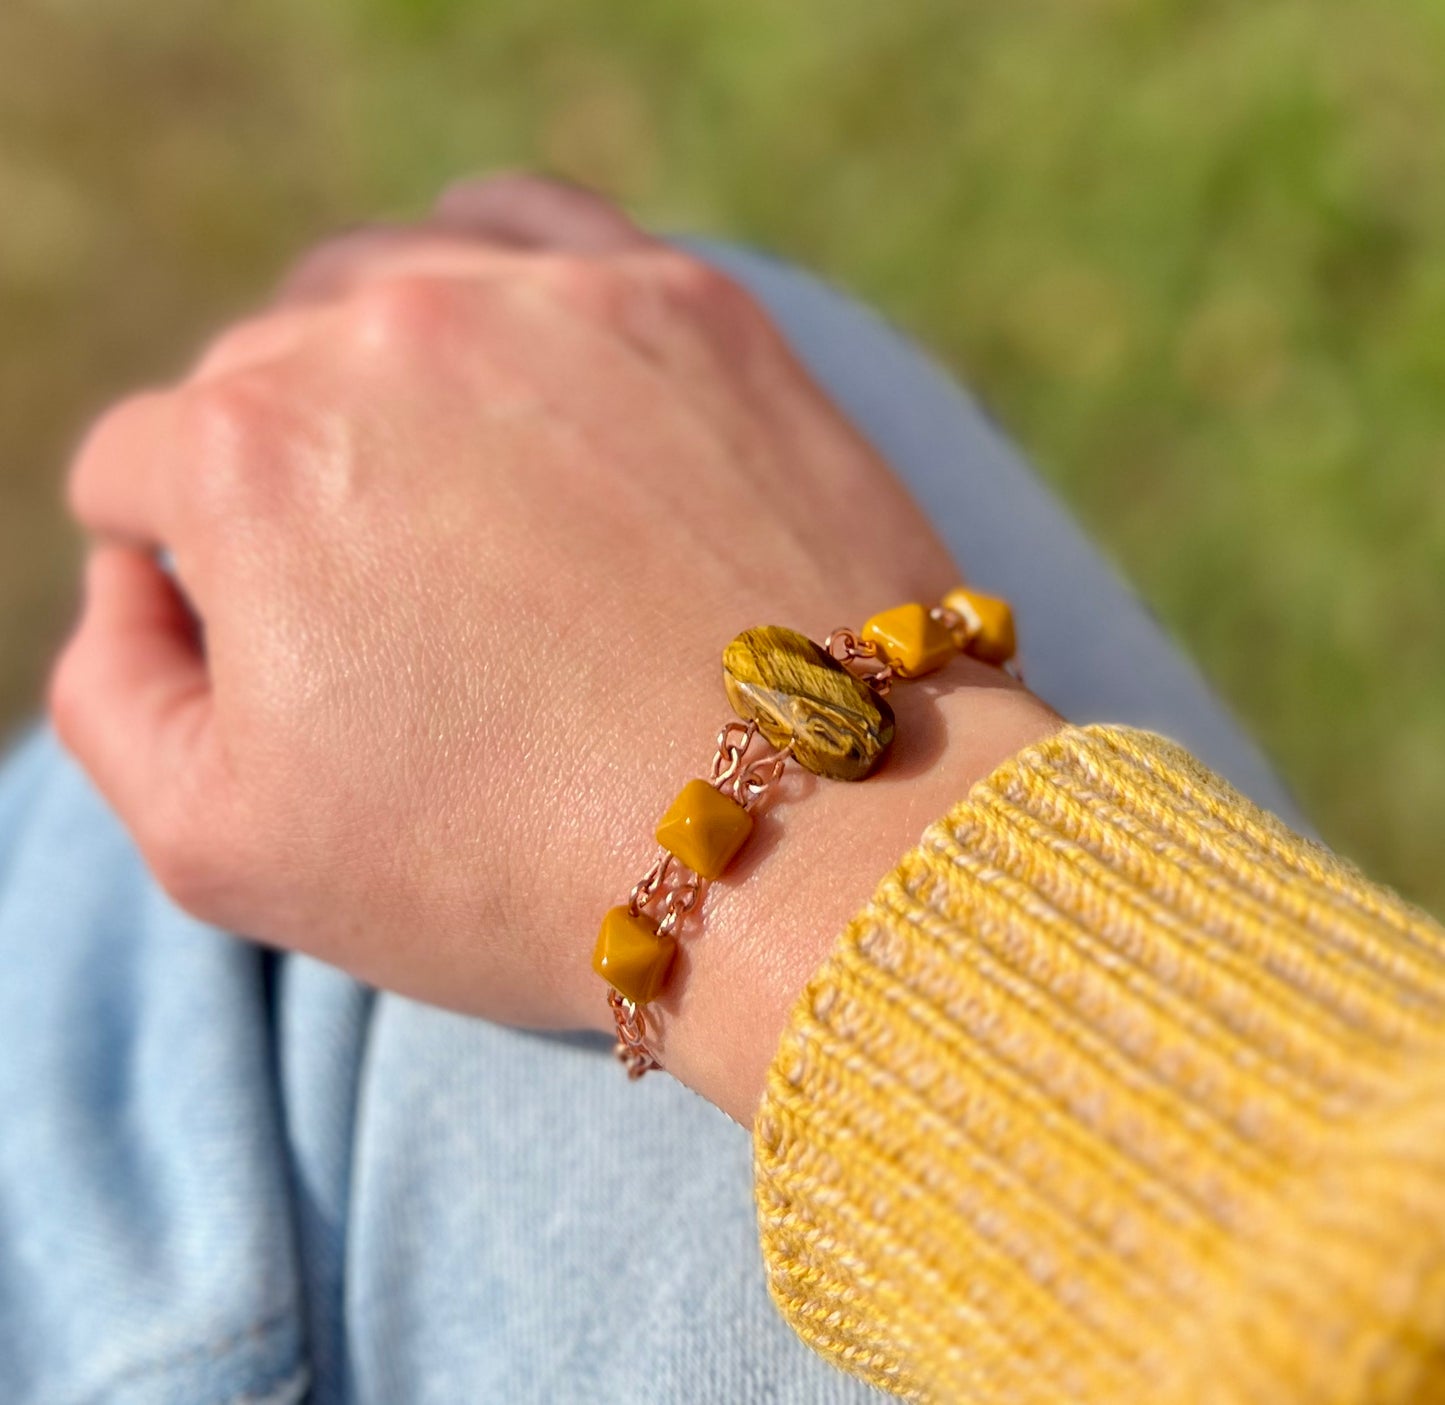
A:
[642,659,1061,1123]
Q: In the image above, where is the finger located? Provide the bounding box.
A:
[275,176,649,306]
[49,547,217,859]
[274,225,516,305]
[66,390,180,547]
[433,173,653,252]
[191,303,335,381]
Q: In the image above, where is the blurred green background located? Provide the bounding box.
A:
[2,0,1442,910]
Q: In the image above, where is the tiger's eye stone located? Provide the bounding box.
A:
[722,626,895,781]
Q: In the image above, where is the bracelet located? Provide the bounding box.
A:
[592,585,1018,1077]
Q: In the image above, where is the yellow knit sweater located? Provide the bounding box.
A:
[754,725,1445,1404]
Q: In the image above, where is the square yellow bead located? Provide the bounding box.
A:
[592,905,676,1005]
[655,778,754,880]
[861,602,956,677]
[941,587,1017,665]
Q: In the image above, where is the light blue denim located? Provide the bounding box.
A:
[0,243,1308,1405]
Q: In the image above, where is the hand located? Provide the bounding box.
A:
[52,176,1058,1119]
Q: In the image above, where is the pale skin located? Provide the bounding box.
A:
[50,175,1061,1124]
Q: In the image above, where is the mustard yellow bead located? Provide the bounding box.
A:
[941,586,1017,665]
[592,905,676,1005]
[861,602,956,677]
[655,778,754,880]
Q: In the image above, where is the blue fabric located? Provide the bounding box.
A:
[0,246,1307,1404]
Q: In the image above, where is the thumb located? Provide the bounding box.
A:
[49,546,225,903]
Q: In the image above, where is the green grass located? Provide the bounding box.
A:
[2,0,1443,910]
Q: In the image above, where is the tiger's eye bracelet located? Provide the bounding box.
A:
[592,586,1018,1078]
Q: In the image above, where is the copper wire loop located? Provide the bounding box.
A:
[824,627,873,663]
[710,718,790,807]
[608,990,660,1079]
[825,627,895,694]
[655,880,701,939]
[710,719,757,791]
[931,602,1026,683]
[627,850,673,916]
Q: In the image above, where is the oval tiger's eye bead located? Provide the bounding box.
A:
[655,778,754,880]
[941,586,1017,665]
[722,626,895,781]
[592,905,676,1005]
[861,602,957,677]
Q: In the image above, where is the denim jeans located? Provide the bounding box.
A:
[0,243,1306,1405]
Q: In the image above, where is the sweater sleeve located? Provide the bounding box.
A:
[753,724,1445,1404]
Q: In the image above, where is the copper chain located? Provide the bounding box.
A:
[607,717,790,1076]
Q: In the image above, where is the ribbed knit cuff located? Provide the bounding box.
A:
[754,725,1445,1404]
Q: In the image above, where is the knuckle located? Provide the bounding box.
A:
[66,391,163,523]
[182,374,276,458]
[282,238,354,296]
[647,251,785,368]
[614,249,774,359]
[175,374,282,518]
[348,274,456,353]
[534,255,631,322]
[193,312,294,380]
[278,224,402,300]
[646,250,751,317]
